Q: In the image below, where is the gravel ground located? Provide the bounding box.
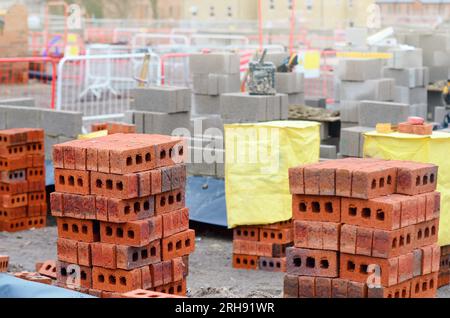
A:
[0,222,448,298]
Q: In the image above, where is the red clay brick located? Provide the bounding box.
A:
[57,238,79,264]
[0,181,28,195]
[57,261,92,289]
[150,262,164,287]
[414,219,439,248]
[162,260,172,285]
[38,260,57,279]
[284,274,299,298]
[121,289,183,298]
[233,226,259,241]
[286,247,338,277]
[351,165,397,199]
[294,221,340,251]
[92,266,142,293]
[232,254,259,270]
[55,169,90,195]
[260,228,293,244]
[90,171,138,199]
[315,277,332,298]
[410,272,438,298]
[255,242,290,257]
[162,208,189,238]
[161,229,195,260]
[91,242,117,269]
[61,193,96,220]
[107,195,155,223]
[56,217,100,243]
[258,257,286,272]
[288,167,304,194]
[0,193,27,208]
[116,240,161,270]
[298,276,316,298]
[292,195,341,222]
[77,242,92,267]
[0,206,27,220]
[155,188,185,215]
[368,279,411,298]
[396,162,438,195]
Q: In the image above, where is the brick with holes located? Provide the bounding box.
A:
[0,255,9,272]
[410,272,438,298]
[259,228,293,245]
[259,257,286,272]
[232,254,259,270]
[396,162,438,195]
[61,193,96,220]
[162,208,189,238]
[56,217,100,243]
[233,226,259,241]
[414,219,439,248]
[106,195,155,223]
[286,247,339,277]
[92,266,142,292]
[292,195,341,223]
[90,171,138,199]
[57,261,93,289]
[255,242,291,258]
[55,169,91,195]
[122,289,184,298]
[368,279,412,298]
[155,188,185,215]
[38,260,57,279]
[99,216,162,247]
[161,229,195,260]
[116,240,161,270]
[351,164,397,199]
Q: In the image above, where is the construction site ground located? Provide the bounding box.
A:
[1,220,449,298]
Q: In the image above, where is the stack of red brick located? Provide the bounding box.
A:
[51,133,195,298]
[285,158,441,298]
[0,255,9,272]
[0,128,47,232]
[232,220,293,272]
[439,245,450,287]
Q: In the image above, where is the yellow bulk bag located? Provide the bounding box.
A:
[225,121,320,228]
[364,131,450,246]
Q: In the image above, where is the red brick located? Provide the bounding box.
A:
[116,240,161,270]
[57,261,92,289]
[140,265,152,289]
[161,229,195,260]
[260,228,293,244]
[57,217,100,243]
[155,188,185,215]
[396,161,438,195]
[262,219,293,230]
[107,195,154,223]
[61,193,96,220]
[38,260,57,279]
[233,226,259,241]
[347,281,368,298]
[91,243,117,269]
[286,247,338,277]
[57,238,78,264]
[0,193,27,208]
[294,221,340,251]
[292,195,341,222]
[162,260,173,285]
[355,226,374,256]
[150,169,162,194]
[172,257,186,282]
[55,169,90,195]
[153,279,187,296]
[0,155,32,171]
[92,266,142,293]
[0,181,28,195]
[162,208,189,238]
[232,254,259,270]
[258,257,286,272]
[0,206,27,220]
[410,273,438,298]
[340,253,400,287]
[315,277,332,298]
[318,161,337,195]
[351,165,397,199]
[288,167,304,194]
[415,219,439,248]
[331,278,348,298]
[77,242,92,267]
[303,165,320,195]
[368,280,411,298]
[150,262,164,287]
[95,196,108,221]
[298,276,316,298]
[100,216,162,247]
[90,171,138,199]
[398,252,414,282]
[0,128,42,146]
[122,289,183,298]
[283,274,299,298]
[255,242,290,257]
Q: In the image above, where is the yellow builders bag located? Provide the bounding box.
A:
[364,131,450,246]
[224,121,320,228]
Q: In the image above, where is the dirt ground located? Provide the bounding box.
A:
[0,221,449,298]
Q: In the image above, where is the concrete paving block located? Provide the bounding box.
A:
[340,126,373,158]
[340,78,395,101]
[388,48,423,69]
[359,101,410,126]
[143,111,191,136]
[340,100,360,123]
[275,72,304,94]
[193,73,240,96]
[40,109,82,138]
[0,98,35,107]
[382,67,429,88]
[2,106,41,129]
[193,94,221,115]
[220,93,267,123]
[394,86,427,105]
[337,58,382,81]
[320,145,337,159]
[434,106,449,123]
[189,53,240,74]
[287,92,305,106]
[131,86,191,113]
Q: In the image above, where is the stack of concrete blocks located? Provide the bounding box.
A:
[190,53,241,118]
[383,48,429,119]
[126,86,191,136]
[0,105,82,159]
[337,58,394,128]
[434,107,450,125]
[275,72,304,106]
[186,132,224,179]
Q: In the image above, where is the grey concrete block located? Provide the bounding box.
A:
[337,58,382,81]
[320,144,337,159]
[340,100,360,123]
[345,28,368,47]
[275,72,304,94]
[287,92,305,106]
[189,53,240,74]
[1,106,41,129]
[359,101,411,126]
[428,66,449,83]
[394,86,427,105]
[40,109,82,138]
[320,122,330,140]
[280,94,289,119]
[382,67,429,88]
[387,48,423,69]
[143,111,191,136]
[0,108,6,130]
[0,98,35,107]
[341,121,359,129]
[193,94,221,115]
[45,135,59,160]
[265,52,289,67]
[305,98,326,109]
[433,51,450,67]
[190,114,224,134]
[434,106,449,123]
[193,73,240,96]
[340,126,373,158]
[339,78,395,101]
[131,86,191,113]
[410,104,428,120]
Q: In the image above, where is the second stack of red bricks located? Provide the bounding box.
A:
[51,133,195,297]
[285,158,441,298]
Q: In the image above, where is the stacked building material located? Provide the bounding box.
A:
[51,133,195,298]
[0,128,47,232]
[275,72,305,106]
[13,272,53,285]
[0,255,9,272]
[285,158,441,298]
[232,220,293,272]
[91,122,136,134]
[126,86,191,136]
[190,52,241,116]
[439,245,450,288]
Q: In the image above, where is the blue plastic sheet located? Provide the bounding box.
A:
[0,274,94,298]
